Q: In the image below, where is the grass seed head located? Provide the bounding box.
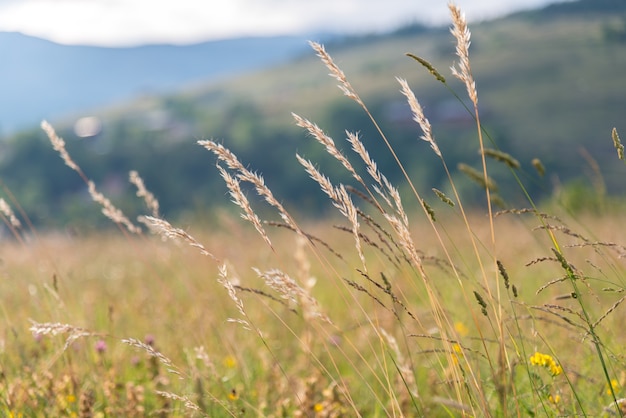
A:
[405,53,446,83]
[612,127,625,161]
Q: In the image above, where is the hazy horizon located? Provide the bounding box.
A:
[0,0,573,47]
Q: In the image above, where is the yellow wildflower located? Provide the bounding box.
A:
[607,379,620,395]
[451,343,463,365]
[223,355,237,369]
[454,322,469,336]
[228,388,239,401]
[549,394,561,404]
[530,352,562,376]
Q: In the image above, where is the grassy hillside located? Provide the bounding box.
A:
[1,0,625,228]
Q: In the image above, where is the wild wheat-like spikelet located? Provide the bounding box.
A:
[337,185,367,273]
[397,78,441,157]
[344,131,396,210]
[308,41,364,107]
[198,139,300,233]
[296,156,367,272]
[405,53,446,83]
[293,113,364,184]
[448,4,478,106]
[345,131,383,187]
[296,154,340,202]
[140,215,218,261]
[216,164,272,248]
[0,197,21,228]
[432,188,455,207]
[29,321,95,352]
[42,121,141,234]
[383,212,421,271]
[29,321,89,337]
[253,268,330,323]
[613,127,624,161]
[218,264,252,330]
[121,338,183,377]
[385,178,409,229]
[88,181,142,234]
[154,391,202,414]
[41,121,83,177]
[129,170,160,217]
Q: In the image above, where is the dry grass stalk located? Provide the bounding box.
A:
[353,208,407,265]
[383,212,421,271]
[294,152,366,270]
[495,208,563,222]
[41,120,84,178]
[293,113,364,184]
[296,154,339,202]
[140,215,218,261]
[154,391,203,414]
[345,131,384,187]
[88,181,141,234]
[218,264,252,330]
[29,321,95,351]
[216,164,272,248]
[42,120,141,234]
[448,4,478,106]
[534,224,590,244]
[129,170,160,217]
[253,268,330,323]
[342,277,387,311]
[121,338,183,377]
[385,177,409,229]
[199,139,300,234]
[265,220,345,261]
[29,321,89,337]
[310,41,430,243]
[334,224,400,269]
[397,77,441,157]
[593,296,625,328]
[338,185,367,273]
[567,241,626,258]
[308,41,364,107]
[0,197,21,228]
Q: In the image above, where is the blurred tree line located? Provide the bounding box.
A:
[1,90,602,232]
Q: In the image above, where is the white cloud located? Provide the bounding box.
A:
[0,0,565,46]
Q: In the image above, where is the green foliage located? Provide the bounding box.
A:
[1,0,625,229]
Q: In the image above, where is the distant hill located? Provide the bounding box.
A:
[0,33,312,134]
[1,0,625,229]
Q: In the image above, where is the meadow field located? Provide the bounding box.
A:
[2,4,626,417]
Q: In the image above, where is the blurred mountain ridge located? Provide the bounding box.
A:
[0,32,313,134]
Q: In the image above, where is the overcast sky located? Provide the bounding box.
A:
[0,0,569,46]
